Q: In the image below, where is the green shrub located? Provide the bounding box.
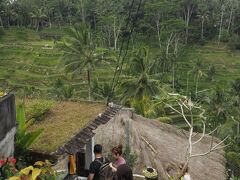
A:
[228,35,240,50]
[226,152,240,167]
[221,29,231,43]
[0,28,4,40]
[52,79,74,99]
[26,99,54,121]
[158,116,172,123]
[123,146,138,168]
[15,104,43,155]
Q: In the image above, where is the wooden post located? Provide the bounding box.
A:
[69,155,76,175]
[85,137,94,170]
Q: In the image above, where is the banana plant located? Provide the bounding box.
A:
[15,104,43,151]
[9,160,56,180]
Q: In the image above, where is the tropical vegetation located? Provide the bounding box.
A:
[0,0,240,178]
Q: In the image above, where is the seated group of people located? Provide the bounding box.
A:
[88,144,133,180]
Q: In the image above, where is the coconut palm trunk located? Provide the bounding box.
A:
[238,101,240,135]
[195,74,199,97]
[201,18,204,40]
[218,6,224,45]
[87,69,91,100]
[172,63,175,92]
[0,16,3,29]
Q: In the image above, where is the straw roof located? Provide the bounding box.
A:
[94,109,226,180]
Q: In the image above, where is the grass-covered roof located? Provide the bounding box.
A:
[28,101,106,153]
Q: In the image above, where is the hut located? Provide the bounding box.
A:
[94,109,227,180]
[28,100,121,179]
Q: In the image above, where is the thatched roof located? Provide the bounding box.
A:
[94,109,226,180]
[29,101,121,156]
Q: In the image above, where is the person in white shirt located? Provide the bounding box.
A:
[180,164,191,180]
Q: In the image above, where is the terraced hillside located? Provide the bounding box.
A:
[0,28,240,99]
[0,28,115,98]
[178,43,240,93]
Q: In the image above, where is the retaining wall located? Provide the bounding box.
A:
[0,94,16,158]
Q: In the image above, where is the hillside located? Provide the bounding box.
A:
[1,28,240,99]
[0,28,115,98]
[178,43,240,91]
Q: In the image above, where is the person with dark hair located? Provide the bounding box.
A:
[110,145,126,170]
[109,145,133,180]
[88,144,108,180]
[116,164,133,180]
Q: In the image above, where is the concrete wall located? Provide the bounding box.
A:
[85,137,94,170]
[0,94,16,158]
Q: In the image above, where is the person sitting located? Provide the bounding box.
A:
[88,144,108,180]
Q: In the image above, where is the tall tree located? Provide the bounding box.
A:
[197,0,210,40]
[0,0,5,29]
[181,0,197,44]
[207,88,230,130]
[120,47,160,103]
[190,59,206,97]
[30,7,47,31]
[60,24,107,100]
[231,79,240,135]
[145,0,181,49]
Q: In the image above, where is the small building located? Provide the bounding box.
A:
[28,100,121,179]
[0,94,16,159]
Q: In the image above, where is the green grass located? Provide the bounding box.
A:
[27,100,106,153]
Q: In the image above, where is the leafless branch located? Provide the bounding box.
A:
[207,126,220,136]
[141,136,157,154]
[192,121,206,145]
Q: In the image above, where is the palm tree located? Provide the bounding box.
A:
[60,24,107,100]
[4,3,16,27]
[30,8,47,31]
[120,47,160,103]
[231,78,240,135]
[207,88,230,130]
[207,65,216,81]
[190,59,206,97]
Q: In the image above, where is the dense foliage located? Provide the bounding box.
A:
[0,0,239,45]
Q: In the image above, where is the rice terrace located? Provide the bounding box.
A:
[0,0,240,179]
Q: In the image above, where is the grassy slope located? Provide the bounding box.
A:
[26,100,106,153]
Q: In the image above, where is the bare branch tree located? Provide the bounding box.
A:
[165,94,229,179]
